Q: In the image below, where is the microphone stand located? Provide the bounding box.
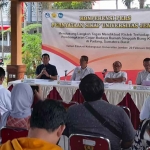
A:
[64,70,67,81]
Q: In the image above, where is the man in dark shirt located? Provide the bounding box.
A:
[65,74,135,150]
[36,53,58,80]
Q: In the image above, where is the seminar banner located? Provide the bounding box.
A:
[42,10,150,78]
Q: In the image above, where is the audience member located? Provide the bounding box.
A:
[0,67,11,116]
[140,96,150,121]
[65,74,135,150]
[71,55,94,81]
[0,83,34,129]
[36,53,58,80]
[136,58,150,85]
[132,119,150,149]
[105,61,127,83]
[0,99,66,150]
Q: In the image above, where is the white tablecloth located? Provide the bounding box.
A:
[8,80,150,111]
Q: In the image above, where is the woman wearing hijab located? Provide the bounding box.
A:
[0,83,34,129]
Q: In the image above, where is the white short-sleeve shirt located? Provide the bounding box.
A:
[0,85,11,115]
[140,96,150,120]
[105,71,127,82]
[136,70,150,85]
[71,66,94,81]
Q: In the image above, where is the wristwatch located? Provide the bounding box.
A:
[49,75,51,78]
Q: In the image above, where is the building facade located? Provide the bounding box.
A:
[0,1,42,56]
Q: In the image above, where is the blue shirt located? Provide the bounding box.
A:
[36,64,58,79]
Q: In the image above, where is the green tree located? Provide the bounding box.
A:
[53,2,94,9]
[22,24,42,77]
[4,24,42,77]
[145,4,150,8]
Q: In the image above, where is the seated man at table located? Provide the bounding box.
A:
[0,99,66,150]
[71,55,94,81]
[136,58,150,85]
[36,53,58,80]
[65,74,135,150]
[0,67,11,115]
[105,61,127,83]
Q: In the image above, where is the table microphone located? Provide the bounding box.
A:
[102,69,107,74]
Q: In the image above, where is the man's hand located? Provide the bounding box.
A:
[34,85,43,100]
[43,70,49,77]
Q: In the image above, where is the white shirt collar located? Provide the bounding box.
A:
[80,66,88,70]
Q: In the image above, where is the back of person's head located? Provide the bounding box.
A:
[143,58,150,62]
[79,74,104,102]
[29,99,66,144]
[11,83,33,118]
[0,67,5,83]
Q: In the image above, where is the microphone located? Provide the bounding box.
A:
[65,70,67,76]
[102,69,107,74]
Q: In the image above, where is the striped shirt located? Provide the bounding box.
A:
[136,70,150,85]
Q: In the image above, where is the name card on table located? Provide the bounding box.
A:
[22,79,35,84]
[59,81,72,85]
[136,86,150,90]
[104,83,113,88]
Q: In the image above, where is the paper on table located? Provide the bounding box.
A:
[104,83,114,88]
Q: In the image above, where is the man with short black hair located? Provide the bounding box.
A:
[71,55,94,81]
[0,99,66,150]
[66,74,135,150]
[0,67,11,115]
[36,53,58,80]
[105,61,127,83]
[136,58,150,85]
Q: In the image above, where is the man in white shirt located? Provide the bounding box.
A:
[105,61,127,83]
[0,67,11,115]
[71,56,94,81]
[136,58,150,85]
[140,96,150,121]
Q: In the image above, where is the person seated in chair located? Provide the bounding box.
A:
[0,83,42,129]
[136,58,150,85]
[105,61,127,83]
[0,67,11,116]
[71,55,94,81]
[0,99,67,150]
[65,74,135,150]
[36,53,58,80]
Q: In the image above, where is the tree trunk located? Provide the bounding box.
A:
[139,0,145,8]
[116,0,118,9]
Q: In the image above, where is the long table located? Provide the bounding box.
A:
[8,79,150,129]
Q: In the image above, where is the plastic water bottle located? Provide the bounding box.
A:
[57,75,60,84]
[24,75,27,79]
[128,80,133,89]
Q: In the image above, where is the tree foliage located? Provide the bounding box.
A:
[145,4,150,8]
[52,2,94,9]
[5,24,42,77]
[22,24,42,77]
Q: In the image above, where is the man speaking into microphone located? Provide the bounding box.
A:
[36,53,58,80]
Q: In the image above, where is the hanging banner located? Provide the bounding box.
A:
[42,10,150,81]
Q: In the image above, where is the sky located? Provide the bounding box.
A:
[93,0,150,9]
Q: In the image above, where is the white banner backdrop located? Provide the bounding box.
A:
[42,10,150,77]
